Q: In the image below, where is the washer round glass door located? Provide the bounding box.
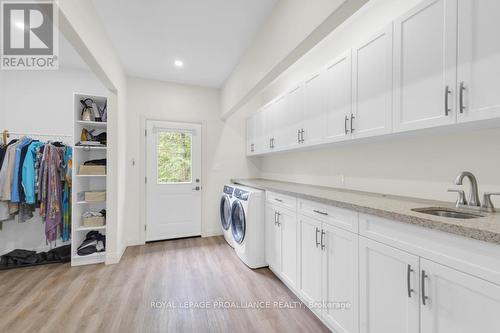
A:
[231,201,246,244]
[220,195,231,230]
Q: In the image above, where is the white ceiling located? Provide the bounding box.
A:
[91,0,277,88]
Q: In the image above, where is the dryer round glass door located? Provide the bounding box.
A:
[220,195,232,230]
[231,201,246,244]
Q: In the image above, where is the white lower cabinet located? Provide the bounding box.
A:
[265,203,281,271]
[298,214,359,332]
[359,236,420,333]
[298,216,323,305]
[420,258,500,333]
[265,203,297,289]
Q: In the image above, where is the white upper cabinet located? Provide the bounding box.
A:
[457,0,500,123]
[352,26,393,138]
[254,107,267,154]
[246,115,256,155]
[325,51,352,143]
[284,85,305,149]
[393,0,457,132]
[420,258,500,333]
[303,71,327,146]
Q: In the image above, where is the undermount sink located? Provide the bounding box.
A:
[412,207,485,219]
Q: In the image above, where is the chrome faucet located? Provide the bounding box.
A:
[454,171,480,207]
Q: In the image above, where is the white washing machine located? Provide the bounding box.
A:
[230,185,266,269]
[220,185,236,248]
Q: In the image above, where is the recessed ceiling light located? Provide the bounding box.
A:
[174,60,184,68]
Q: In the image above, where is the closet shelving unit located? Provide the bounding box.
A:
[71,93,108,266]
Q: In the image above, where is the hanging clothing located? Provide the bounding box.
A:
[39,144,64,242]
[62,147,72,242]
[21,141,44,204]
[11,138,32,203]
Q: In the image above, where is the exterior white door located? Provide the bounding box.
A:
[420,258,500,333]
[278,207,297,289]
[322,224,359,333]
[298,215,323,307]
[393,0,457,132]
[352,26,393,138]
[265,203,281,271]
[325,51,352,143]
[359,236,420,333]
[457,0,500,123]
[146,120,202,241]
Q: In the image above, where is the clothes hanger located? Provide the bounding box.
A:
[2,130,9,145]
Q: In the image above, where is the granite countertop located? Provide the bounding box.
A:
[232,178,500,245]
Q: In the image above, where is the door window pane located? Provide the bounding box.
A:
[157,131,192,184]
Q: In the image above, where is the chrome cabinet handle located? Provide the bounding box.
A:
[459,81,466,114]
[320,229,325,250]
[315,227,320,248]
[445,86,452,116]
[276,212,281,226]
[350,113,355,132]
[274,211,278,225]
[421,270,429,305]
[274,198,283,203]
[297,129,301,144]
[344,115,349,135]
[313,209,328,216]
[407,264,414,298]
[300,129,305,143]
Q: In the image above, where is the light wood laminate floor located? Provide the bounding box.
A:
[0,236,328,333]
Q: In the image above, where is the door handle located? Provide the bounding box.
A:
[274,211,277,225]
[445,86,452,116]
[344,115,349,135]
[313,209,328,216]
[407,264,414,298]
[350,113,355,133]
[459,81,466,114]
[421,270,429,305]
[320,229,325,250]
[192,186,201,191]
[276,212,281,226]
[315,227,320,248]
[300,129,305,143]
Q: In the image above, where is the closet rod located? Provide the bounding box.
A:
[7,130,73,144]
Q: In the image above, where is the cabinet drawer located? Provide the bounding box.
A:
[266,191,297,211]
[298,199,358,233]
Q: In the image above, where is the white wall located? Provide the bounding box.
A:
[0,68,107,255]
[125,77,259,245]
[240,0,500,207]
[221,0,368,117]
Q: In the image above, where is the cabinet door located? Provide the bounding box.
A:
[325,51,352,143]
[284,85,304,149]
[352,26,393,139]
[420,258,500,333]
[457,0,500,123]
[303,71,327,146]
[359,237,420,333]
[265,204,281,271]
[271,95,287,150]
[278,208,297,289]
[254,108,267,154]
[322,224,359,333]
[393,0,457,132]
[298,215,322,307]
[246,115,256,155]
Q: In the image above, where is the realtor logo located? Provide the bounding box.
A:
[1,1,58,69]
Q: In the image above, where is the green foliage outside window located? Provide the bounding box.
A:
[157,132,192,183]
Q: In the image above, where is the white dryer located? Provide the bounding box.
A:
[220,185,236,248]
[230,185,266,269]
